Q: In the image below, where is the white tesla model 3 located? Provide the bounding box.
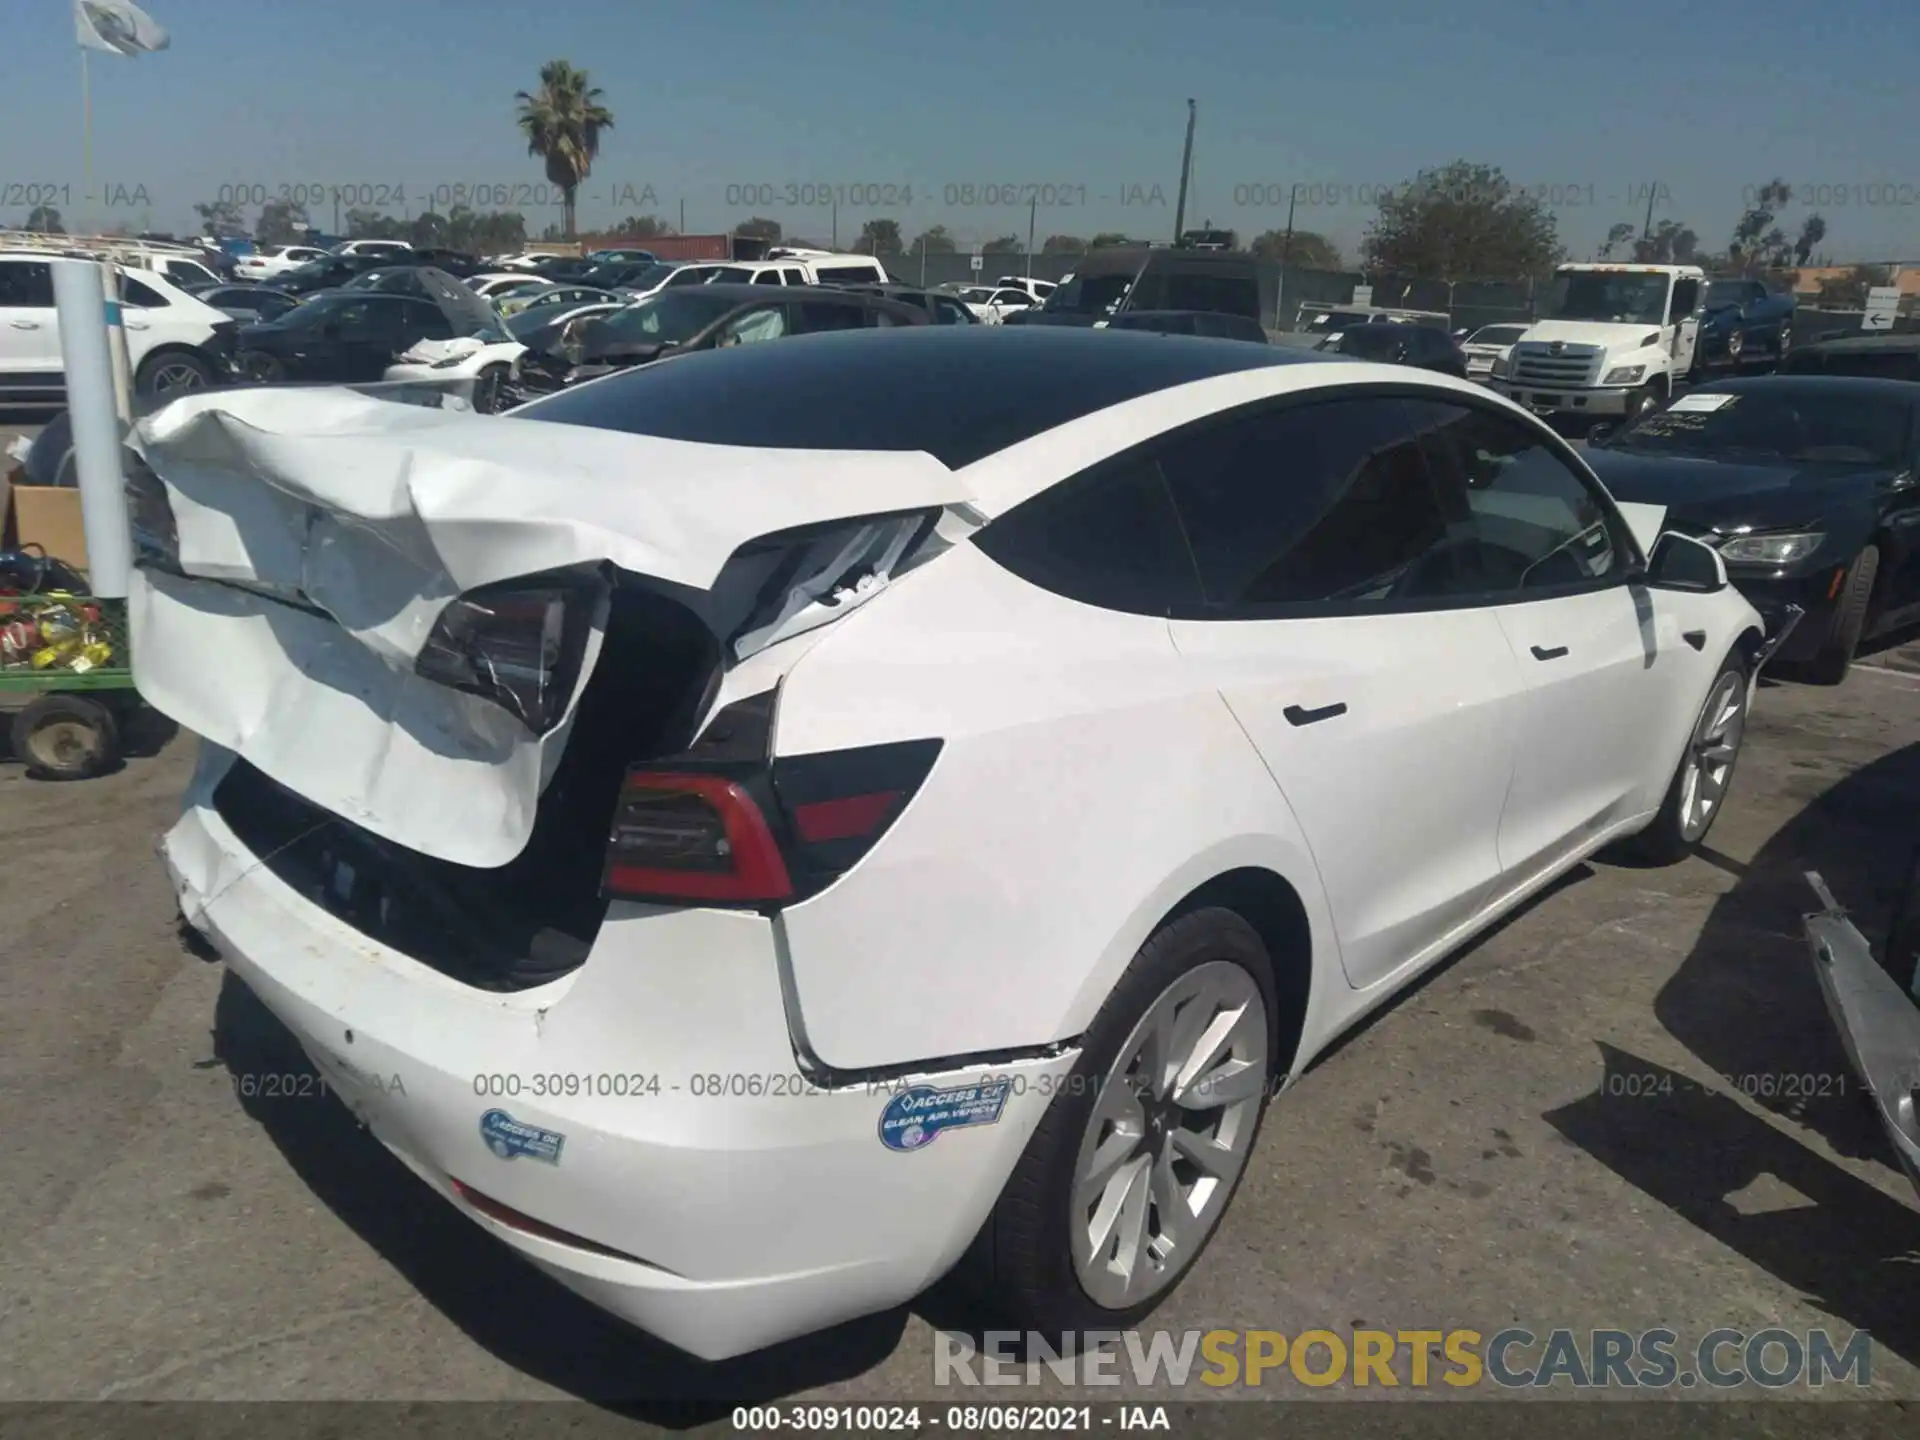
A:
[134,327,1774,1362]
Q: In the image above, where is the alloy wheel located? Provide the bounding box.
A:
[1070,959,1268,1309]
[1680,672,1746,840]
[150,360,207,394]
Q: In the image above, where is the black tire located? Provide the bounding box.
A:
[1625,650,1749,865]
[237,350,285,385]
[952,907,1280,1336]
[474,363,510,414]
[1725,329,1746,366]
[1803,546,1879,686]
[10,694,120,780]
[1774,322,1792,362]
[135,349,217,398]
[1621,379,1665,426]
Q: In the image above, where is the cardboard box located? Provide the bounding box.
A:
[5,483,89,570]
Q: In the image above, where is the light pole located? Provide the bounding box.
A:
[1172,98,1197,244]
[1274,183,1299,328]
[1027,193,1037,279]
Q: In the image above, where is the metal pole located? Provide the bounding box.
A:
[1027,195,1037,279]
[1172,99,1197,244]
[80,48,92,227]
[99,261,133,427]
[51,258,134,599]
[679,197,686,234]
[1641,180,1657,241]
[1276,185,1297,328]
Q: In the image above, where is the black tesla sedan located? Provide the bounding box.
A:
[233,269,501,385]
[1585,376,1920,682]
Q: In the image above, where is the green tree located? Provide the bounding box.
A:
[343,209,408,240]
[857,217,903,254]
[910,224,958,256]
[194,199,248,239]
[1250,228,1342,269]
[1728,179,1827,272]
[1632,219,1699,265]
[981,234,1021,255]
[617,215,676,238]
[1361,160,1562,280]
[1088,232,1132,248]
[1040,234,1086,255]
[255,199,309,247]
[514,59,614,241]
[468,211,528,254]
[734,216,782,242]
[1598,222,1635,260]
[24,204,64,233]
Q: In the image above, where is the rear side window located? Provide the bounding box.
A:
[1156,397,1451,610]
[974,455,1202,615]
[794,302,867,332]
[404,299,454,340]
[1157,271,1259,316]
[0,260,56,308]
[816,263,881,284]
[120,276,169,308]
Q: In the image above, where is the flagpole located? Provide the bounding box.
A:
[80,44,93,227]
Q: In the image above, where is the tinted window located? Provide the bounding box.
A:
[974,455,1202,615]
[517,327,1316,467]
[1338,326,1409,360]
[933,297,973,325]
[1607,383,1913,466]
[751,270,784,285]
[1160,271,1259,317]
[816,264,881,284]
[120,276,168,308]
[795,301,869,332]
[0,260,56,308]
[1783,348,1920,383]
[1158,397,1450,609]
[1410,401,1620,594]
[404,300,455,341]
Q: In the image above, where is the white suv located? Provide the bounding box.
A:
[0,253,237,409]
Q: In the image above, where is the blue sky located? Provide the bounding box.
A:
[5,0,1916,261]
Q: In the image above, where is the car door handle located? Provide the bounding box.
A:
[123,316,150,330]
[1283,702,1348,727]
[1530,645,1569,661]
[8,319,38,329]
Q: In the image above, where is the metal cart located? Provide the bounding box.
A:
[0,556,137,779]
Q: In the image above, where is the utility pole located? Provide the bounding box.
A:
[1640,179,1658,240]
[1027,193,1037,278]
[679,197,686,234]
[1275,183,1299,328]
[1172,98,1197,245]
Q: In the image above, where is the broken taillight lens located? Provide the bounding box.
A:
[414,576,601,734]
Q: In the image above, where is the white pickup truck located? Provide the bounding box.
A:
[1491,263,1705,424]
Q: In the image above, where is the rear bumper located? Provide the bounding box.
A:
[164,745,1076,1360]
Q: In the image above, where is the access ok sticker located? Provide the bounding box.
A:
[1666,392,1738,412]
[878,1080,1012,1152]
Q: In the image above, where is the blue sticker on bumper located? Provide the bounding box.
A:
[878,1080,1012,1152]
[479,1108,565,1164]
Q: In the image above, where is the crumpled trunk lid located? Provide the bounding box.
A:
[128,385,971,869]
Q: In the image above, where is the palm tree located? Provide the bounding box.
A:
[514,61,614,241]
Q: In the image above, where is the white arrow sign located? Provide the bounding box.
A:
[1863,286,1899,331]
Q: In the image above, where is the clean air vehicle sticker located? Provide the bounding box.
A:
[479,1108,566,1164]
[878,1080,1012,1151]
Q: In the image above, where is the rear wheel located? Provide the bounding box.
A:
[956,908,1276,1332]
[135,350,216,398]
[11,694,120,780]
[1803,546,1879,685]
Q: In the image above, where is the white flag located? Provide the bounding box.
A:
[75,0,170,55]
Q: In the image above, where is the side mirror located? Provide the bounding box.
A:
[1644,532,1728,593]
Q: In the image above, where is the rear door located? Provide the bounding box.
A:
[1162,394,1530,990]
[0,258,63,398]
[1410,398,1683,876]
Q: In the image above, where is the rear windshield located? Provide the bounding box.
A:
[514,327,1315,468]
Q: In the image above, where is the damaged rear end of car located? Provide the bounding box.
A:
[134,384,1074,1360]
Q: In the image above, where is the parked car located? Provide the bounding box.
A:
[1105,309,1269,343]
[950,285,1009,322]
[1004,246,1261,329]
[507,283,928,402]
[333,266,445,300]
[327,239,414,260]
[195,284,301,325]
[144,326,1773,1364]
[382,312,526,414]
[235,244,329,283]
[1298,304,1453,344]
[497,284,620,320]
[274,252,395,297]
[233,270,497,385]
[587,248,658,265]
[996,276,1056,303]
[1329,321,1469,377]
[468,273,554,302]
[1779,332,1920,382]
[1585,376,1920,682]
[1459,323,1528,381]
[840,283,980,324]
[0,253,238,407]
[1695,277,1795,374]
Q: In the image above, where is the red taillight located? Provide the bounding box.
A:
[602,771,793,903]
[791,790,903,843]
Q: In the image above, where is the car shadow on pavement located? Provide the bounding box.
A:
[1543,1043,1920,1369]
[1545,740,1920,1369]
[208,972,908,1422]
